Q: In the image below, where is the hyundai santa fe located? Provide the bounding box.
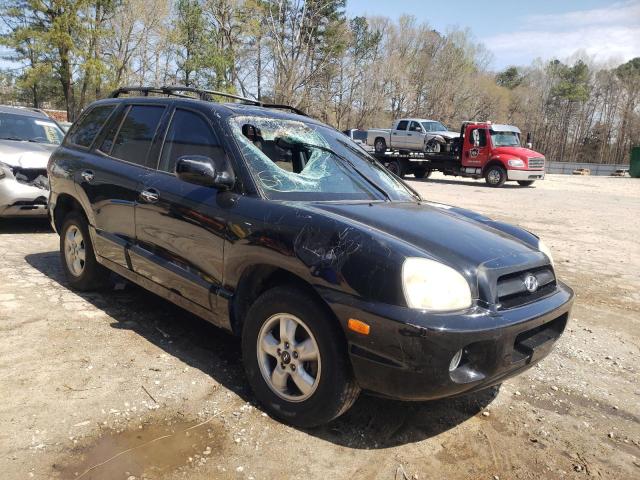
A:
[47,87,573,427]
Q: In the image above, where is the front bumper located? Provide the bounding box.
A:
[507,169,545,181]
[0,178,49,217]
[322,282,573,401]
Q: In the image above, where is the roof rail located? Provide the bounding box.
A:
[108,86,306,116]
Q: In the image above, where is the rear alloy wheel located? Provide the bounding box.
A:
[484,165,507,187]
[374,138,387,154]
[517,180,535,186]
[242,287,359,427]
[60,212,110,290]
[386,159,404,177]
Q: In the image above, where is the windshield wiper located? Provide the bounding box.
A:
[0,136,25,142]
[293,141,392,202]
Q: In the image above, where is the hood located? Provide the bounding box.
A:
[304,201,541,271]
[433,130,459,139]
[491,146,543,160]
[0,139,57,168]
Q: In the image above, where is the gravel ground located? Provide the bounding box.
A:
[0,173,638,480]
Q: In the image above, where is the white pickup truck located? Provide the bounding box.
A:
[366,118,459,154]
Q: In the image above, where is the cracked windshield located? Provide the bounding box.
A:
[231,115,416,201]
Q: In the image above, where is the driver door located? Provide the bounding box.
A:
[408,121,425,149]
[132,107,230,313]
[464,127,489,167]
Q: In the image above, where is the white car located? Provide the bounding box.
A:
[0,105,65,217]
[366,118,459,154]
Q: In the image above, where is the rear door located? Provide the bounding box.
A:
[392,120,409,149]
[132,107,229,312]
[74,103,167,268]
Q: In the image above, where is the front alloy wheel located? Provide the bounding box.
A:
[257,313,321,402]
[242,286,360,427]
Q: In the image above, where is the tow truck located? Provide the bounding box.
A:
[373,121,546,187]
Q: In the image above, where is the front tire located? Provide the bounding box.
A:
[485,165,507,187]
[242,286,359,427]
[60,211,110,290]
[517,180,535,186]
[374,138,387,154]
[413,168,432,179]
[424,140,441,153]
[386,159,405,177]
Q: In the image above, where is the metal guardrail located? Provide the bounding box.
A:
[547,161,630,176]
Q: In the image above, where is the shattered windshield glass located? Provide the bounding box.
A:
[230,115,417,201]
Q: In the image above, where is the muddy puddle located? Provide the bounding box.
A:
[59,417,225,479]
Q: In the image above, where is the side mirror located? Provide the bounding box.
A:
[175,156,234,190]
[472,129,480,147]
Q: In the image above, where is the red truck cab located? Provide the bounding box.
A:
[458,122,545,187]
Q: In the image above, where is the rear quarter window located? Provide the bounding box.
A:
[66,105,115,148]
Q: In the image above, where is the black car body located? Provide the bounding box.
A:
[48,88,573,426]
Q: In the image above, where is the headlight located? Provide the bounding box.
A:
[538,239,554,267]
[508,159,524,167]
[402,258,472,311]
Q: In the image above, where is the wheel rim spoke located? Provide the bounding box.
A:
[279,317,297,344]
[270,366,289,393]
[261,332,279,358]
[296,338,318,362]
[291,366,314,396]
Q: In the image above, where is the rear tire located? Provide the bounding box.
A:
[374,138,387,154]
[59,211,110,290]
[517,180,535,186]
[484,165,507,187]
[242,286,359,427]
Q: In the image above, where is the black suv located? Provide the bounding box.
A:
[48,87,573,427]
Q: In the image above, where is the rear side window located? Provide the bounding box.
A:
[67,105,115,147]
[109,105,165,167]
[158,109,223,173]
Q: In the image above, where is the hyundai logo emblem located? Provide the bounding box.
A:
[524,274,539,293]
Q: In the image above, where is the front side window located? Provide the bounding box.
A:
[230,115,417,202]
[109,105,165,166]
[396,120,408,131]
[0,112,65,145]
[468,128,487,147]
[409,121,422,132]
[159,109,224,173]
[67,105,114,147]
[490,130,521,147]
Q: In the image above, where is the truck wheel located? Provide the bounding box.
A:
[374,138,387,154]
[242,286,360,427]
[485,165,507,187]
[386,159,404,177]
[413,168,432,179]
[517,180,535,187]
[60,211,110,290]
[424,140,441,153]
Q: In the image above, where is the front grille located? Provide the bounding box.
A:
[527,157,545,169]
[497,266,556,309]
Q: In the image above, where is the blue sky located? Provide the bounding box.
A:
[346,0,640,69]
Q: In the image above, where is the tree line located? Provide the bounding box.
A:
[1,0,638,164]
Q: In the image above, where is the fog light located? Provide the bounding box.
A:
[449,349,463,372]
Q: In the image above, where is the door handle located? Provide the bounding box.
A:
[80,170,94,183]
[139,188,159,204]
[407,133,412,136]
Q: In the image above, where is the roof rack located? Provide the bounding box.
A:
[109,86,306,116]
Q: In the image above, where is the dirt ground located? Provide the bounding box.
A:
[0,173,638,480]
